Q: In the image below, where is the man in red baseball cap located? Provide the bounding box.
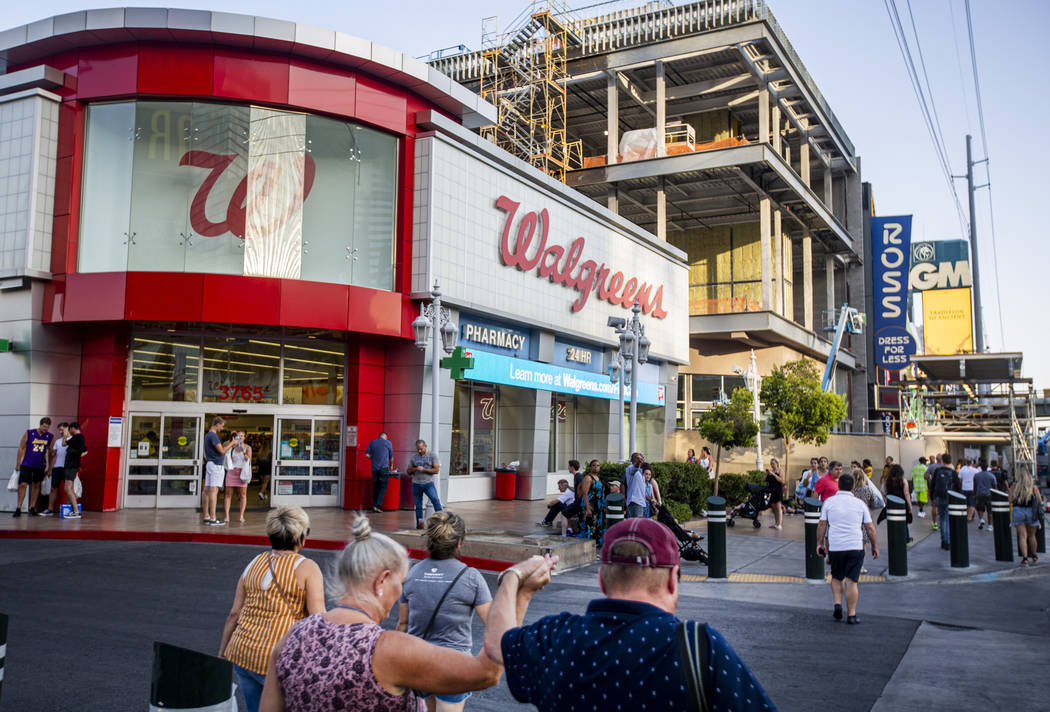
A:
[484,518,776,711]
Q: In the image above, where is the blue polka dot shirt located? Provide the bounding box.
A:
[501,598,775,712]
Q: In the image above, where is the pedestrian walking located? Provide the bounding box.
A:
[974,460,997,530]
[911,457,929,518]
[260,516,543,712]
[623,452,646,518]
[699,446,713,474]
[990,460,1010,494]
[398,511,492,712]
[816,472,879,624]
[958,458,979,521]
[486,518,775,711]
[203,417,236,526]
[879,464,913,543]
[880,456,894,489]
[408,439,443,530]
[642,464,661,518]
[42,422,69,516]
[931,454,956,549]
[927,454,941,531]
[224,431,252,524]
[13,416,53,517]
[765,458,784,529]
[685,448,696,464]
[62,422,86,518]
[219,506,325,712]
[365,432,394,513]
[814,460,842,502]
[1010,466,1043,567]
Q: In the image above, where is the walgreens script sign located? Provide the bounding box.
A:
[496,196,668,319]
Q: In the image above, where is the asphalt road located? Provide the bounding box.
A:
[0,539,1046,711]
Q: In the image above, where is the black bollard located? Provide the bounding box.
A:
[804,496,824,580]
[990,489,1012,562]
[885,494,908,576]
[707,496,727,579]
[151,641,234,711]
[947,491,969,568]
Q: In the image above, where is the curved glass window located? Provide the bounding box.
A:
[79,101,396,290]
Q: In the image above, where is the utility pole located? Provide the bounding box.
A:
[964,134,986,353]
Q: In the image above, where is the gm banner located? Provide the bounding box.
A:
[871,216,917,370]
[909,240,972,291]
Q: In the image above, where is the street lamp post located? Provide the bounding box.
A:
[733,349,763,472]
[607,351,630,462]
[609,300,651,459]
[411,281,457,499]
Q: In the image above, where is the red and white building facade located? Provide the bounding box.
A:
[0,8,688,513]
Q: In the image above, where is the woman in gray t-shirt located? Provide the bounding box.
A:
[398,510,492,712]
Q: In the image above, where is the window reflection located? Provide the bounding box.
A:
[79,101,396,291]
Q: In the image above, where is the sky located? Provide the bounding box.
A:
[6,0,1048,388]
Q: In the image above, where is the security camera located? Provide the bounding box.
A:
[607,317,626,328]
[731,366,744,375]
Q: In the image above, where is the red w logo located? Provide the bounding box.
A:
[179,151,317,239]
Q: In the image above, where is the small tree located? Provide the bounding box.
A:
[696,387,758,496]
[759,359,847,483]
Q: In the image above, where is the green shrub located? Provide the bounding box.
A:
[598,461,714,517]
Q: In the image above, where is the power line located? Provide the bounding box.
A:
[883,0,968,236]
[964,0,1005,348]
[947,0,973,133]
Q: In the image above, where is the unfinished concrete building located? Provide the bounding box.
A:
[431,0,868,430]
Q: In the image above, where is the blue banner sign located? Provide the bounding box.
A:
[871,216,917,370]
[458,314,531,358]
[552,337,604,374]
[462,350,665,405]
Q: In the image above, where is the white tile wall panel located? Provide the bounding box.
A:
[0,90,57,279]
[413,134,689,364]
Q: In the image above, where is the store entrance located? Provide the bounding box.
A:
[206,413,275,509]
[124,410,342,509]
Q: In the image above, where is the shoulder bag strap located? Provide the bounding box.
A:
[676,621,710,712]
[267,553,301,618]
[419,564,469,641]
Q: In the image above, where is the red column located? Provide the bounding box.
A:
[77,328,128,511]
[343,342,387,509]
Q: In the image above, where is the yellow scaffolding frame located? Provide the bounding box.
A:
[479,1,583,182]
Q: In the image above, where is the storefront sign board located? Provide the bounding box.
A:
[463,351,664,405]
[414,134,689,364]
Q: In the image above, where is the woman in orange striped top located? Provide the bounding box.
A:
[220,506,326,712]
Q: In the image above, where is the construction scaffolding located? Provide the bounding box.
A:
[478,1,583,181]
[901,353,1038,476]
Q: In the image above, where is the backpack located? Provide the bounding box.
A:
[677,621,711,712]
[932,466,955,499]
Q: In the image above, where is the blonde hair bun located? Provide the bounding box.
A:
[351,515,372,542]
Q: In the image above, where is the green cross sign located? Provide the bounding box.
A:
[440,346,475,380]
[0,338,9,352]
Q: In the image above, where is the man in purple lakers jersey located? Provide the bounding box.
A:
[14,416,54,517]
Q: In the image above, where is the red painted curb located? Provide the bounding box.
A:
[0,528,514,572]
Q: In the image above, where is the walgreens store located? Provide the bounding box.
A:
[0,8,688,512]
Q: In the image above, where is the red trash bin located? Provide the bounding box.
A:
[495,468,516,500]
[380,473,401,511]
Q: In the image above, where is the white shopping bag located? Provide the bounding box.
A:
[41,475,52,496]
[73,475,83,498]
[7,469,19,492]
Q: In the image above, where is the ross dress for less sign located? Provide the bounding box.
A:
[871,216,917,370]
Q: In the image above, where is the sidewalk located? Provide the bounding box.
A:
[1,501,1040,583]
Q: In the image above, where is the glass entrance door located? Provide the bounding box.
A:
[272,417,341,507]
[125,413,201,508]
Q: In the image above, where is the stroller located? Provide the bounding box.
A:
[727,483,771,529]
[655,504,708,564]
